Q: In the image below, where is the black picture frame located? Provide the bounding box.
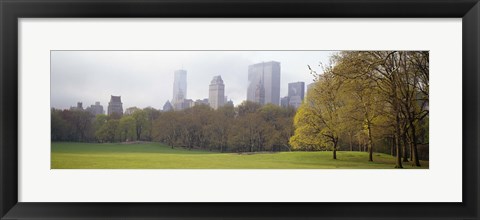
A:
[1,0,478,219]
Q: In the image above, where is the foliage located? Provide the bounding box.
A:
[289,51,429,166]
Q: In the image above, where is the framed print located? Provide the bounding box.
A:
[1,0,479,219]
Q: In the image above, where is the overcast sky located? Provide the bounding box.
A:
[51,51,336,110]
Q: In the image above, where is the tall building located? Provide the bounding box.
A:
[209,75,225,110]
[163,100,173,112]
[180,99,194,110]
[288,82,305,109]
[86,101,104,115]
[173,69,187,104]
[172,69,187,111]
[247,61,281,105]
[225,100,234,107]
[173,90,185,110]
[195,98,209,106]
[281,96,290,108]
[254,79,265,105]
[70,102,83,111]
[107,95,123,116]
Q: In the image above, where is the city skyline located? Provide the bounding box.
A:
[51,51,334,110]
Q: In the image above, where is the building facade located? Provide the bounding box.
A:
[247,61,281,105]
[254,80,265,105]
[180,99,194,110]
[172,69,187,111]
[173,69,187,104]
[281,96,290,108]
[225,100,234,107]
[86,101,104,115]
[163,100,173,112]
[70,102,83,111]
[288,82,305,109]
[107,95,123,116]
[195,98,209,106]
[208,75,225,110]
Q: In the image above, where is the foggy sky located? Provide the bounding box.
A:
[51,51,335,110]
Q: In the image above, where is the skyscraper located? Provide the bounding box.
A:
[281,96,290,108]
[288,82,305,109]
[254,79,265,105]
[163,100,173,112]
[209,75,225,110]
[247,61,281,105]
[173,69,187,104]
[86,101,104,115]
[107,95,123,116]
[195,98,209,106]
[70,102,83,111]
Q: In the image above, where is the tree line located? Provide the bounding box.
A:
[290,51,429,167]
[51,102,295,153]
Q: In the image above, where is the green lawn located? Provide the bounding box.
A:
[51,142,429,169]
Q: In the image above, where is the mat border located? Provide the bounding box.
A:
[1,0,478,219]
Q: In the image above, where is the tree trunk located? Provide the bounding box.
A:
[392,76,403,168]
[391,136,394,156]
[409,118,421,166]
[367,125,373,162]
[394,128,403,168]
[136,128,141,141]
[333,139,337,160]
[410,142,413,161]
[394,108,403,168]
[402,131,409,162]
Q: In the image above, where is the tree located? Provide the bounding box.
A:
[132,109,147,141]
[290,51,428,167]
[290,104,325,151]
[331,52,388,162]
[291,70,345,159]
[397,51,429,166]
[51,109,68,141]
[93,114,109,142]
[96,119,119,142]
[153,111,181,148]
[207,105,234,152]
[259,104,295,151]
[328,51,429,167]
[143,107,161,141]
[119,115,136,141]
[229,112,266,152]
[236,101,262,116]
[70,110,94,142]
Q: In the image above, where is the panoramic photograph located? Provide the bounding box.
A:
[51,51,429,169]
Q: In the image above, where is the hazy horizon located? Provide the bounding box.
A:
[51,50,335,110]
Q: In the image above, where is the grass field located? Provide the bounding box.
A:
[51,142,429,169]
